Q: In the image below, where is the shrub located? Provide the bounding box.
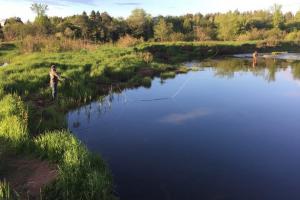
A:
[169,32,186,42]
[18,36,97,53]
[264,28,286,41]
[139,52,153,64]
[236,28,266,41]
[194,27,212,41]
[117,34,143,47]
[285,31,300,41]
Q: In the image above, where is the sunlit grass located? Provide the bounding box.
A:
[35,131,114,200]
[0,180,13,200]
[0,94,114,200]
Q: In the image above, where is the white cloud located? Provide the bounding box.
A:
[159,108,211,124]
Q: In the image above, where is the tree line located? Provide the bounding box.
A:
[1,3,300,43]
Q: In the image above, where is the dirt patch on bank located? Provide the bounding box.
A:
[2,155,58,199]
[137,67,155,77]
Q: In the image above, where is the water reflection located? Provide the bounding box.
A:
[159,108,211,124]
[68,56,300,200]
[198,57,300,82]
[70,89,128,129]
[69,57,300,132]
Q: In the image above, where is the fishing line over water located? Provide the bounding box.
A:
[115,76,194,103]
[69,75,195,134]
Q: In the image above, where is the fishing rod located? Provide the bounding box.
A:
[61,70,194,103]
[61,76,121,85]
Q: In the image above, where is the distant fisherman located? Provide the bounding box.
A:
[49,65,64,100]
[252,51,258,66]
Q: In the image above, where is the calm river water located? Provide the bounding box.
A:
[67,57,300,200]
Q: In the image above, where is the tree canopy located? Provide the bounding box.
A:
[31,3,48,18]
[2,3,300,42]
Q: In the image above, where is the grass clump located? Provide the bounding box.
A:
[0,180,11,200]
[117,34,143,48]
[0,94,28,149]
[176,66,190,74]
[35,131,114,200]
[191,66,201,71]
[272,51,288,55]
[128,76,152,88]
[0,180,17,200]
[142,77,152,88]
[160,71,176,79]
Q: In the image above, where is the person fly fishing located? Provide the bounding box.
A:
[252,51,258,66]
[49,65,64,100]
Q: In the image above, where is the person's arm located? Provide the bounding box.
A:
[53,71,64,81]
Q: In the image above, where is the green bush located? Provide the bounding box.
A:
[236,28,267,41]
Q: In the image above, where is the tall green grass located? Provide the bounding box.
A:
[0,94,28,149]
[0,179,19,200]
[0,94,114,200]
[0,180,13,200]
[35,131,114,200]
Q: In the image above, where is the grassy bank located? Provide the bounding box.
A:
[0,42,182,199]
[138,40,300,63]
[0,94,115,200]
[1,40,300,199]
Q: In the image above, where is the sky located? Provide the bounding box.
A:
[1,0,300,22]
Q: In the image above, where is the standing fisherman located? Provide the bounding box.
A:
[252,51,258,66]
[49,65,64,100]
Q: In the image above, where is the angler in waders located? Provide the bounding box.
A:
[49,65,64,100]
[252,51,258,67]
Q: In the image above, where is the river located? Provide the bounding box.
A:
[67,56,300,200]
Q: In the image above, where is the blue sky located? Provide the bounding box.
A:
[1,0,300,22]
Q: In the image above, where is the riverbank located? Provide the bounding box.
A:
[138,40,300,63]
[1,40,300,199]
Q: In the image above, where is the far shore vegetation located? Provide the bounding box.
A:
[2,3,300,44]
[1,2,300,200]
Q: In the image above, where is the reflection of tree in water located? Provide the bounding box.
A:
[291,62,300,80]
[71,57,300,128]
[201,57,300,82]
[73,86,126,126]
[201,58,250,78]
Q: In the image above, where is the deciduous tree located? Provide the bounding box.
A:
[154,18,173,41]
[271,4,284,29]
[127,9,152,40]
